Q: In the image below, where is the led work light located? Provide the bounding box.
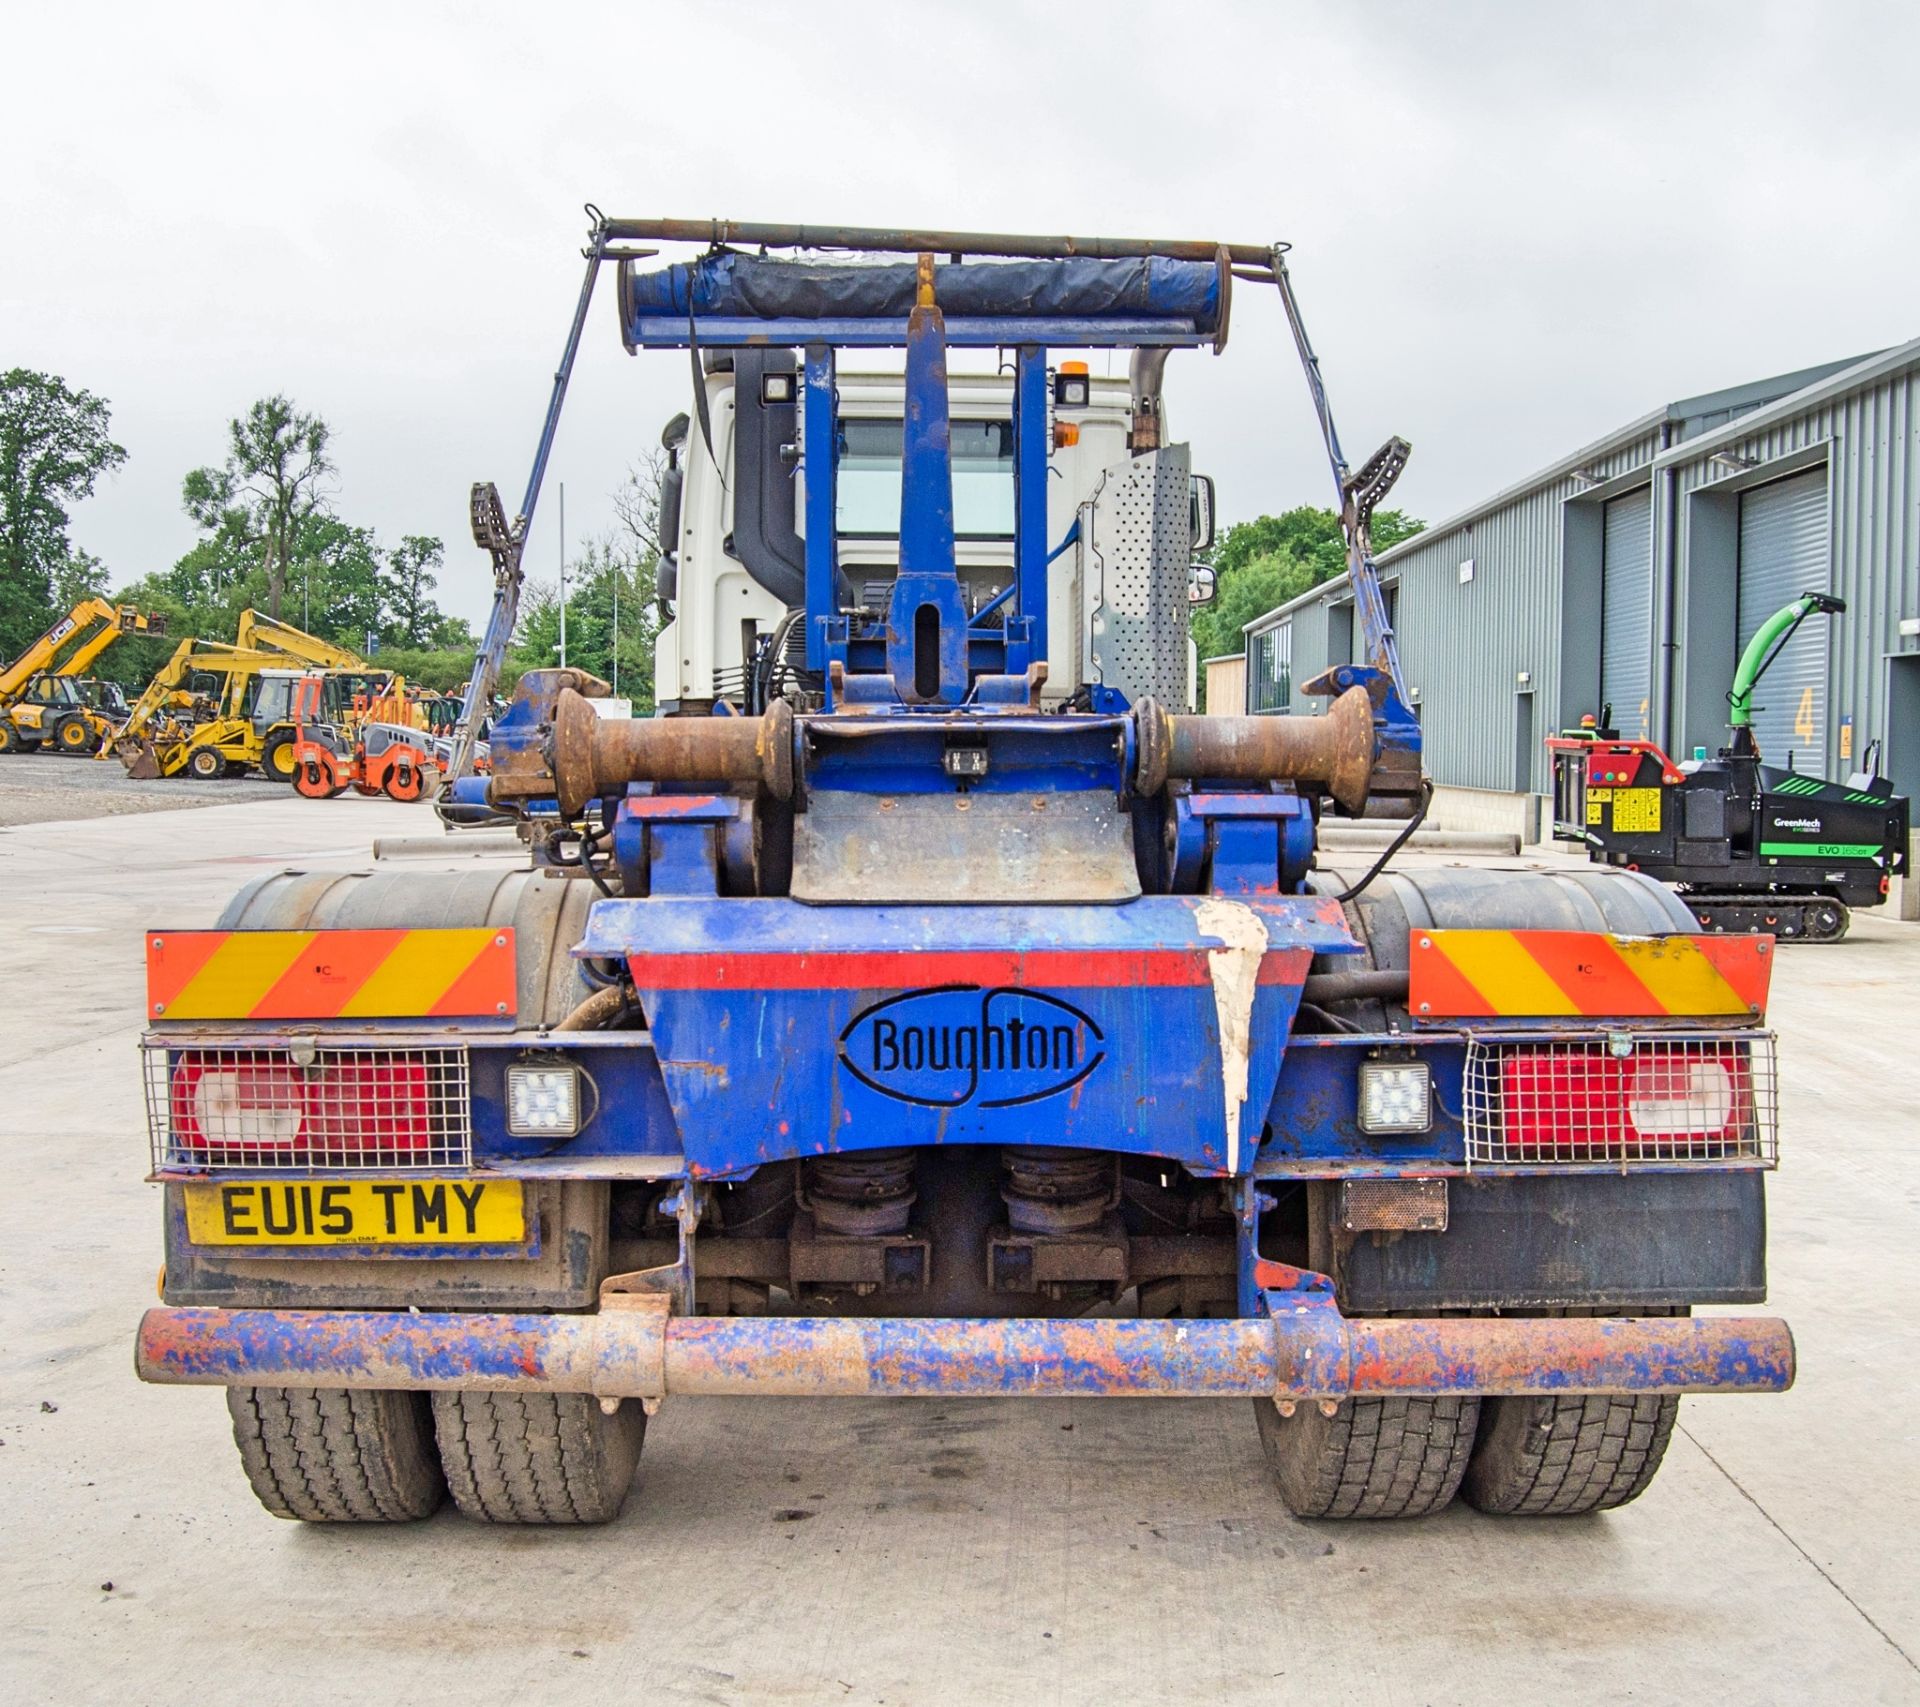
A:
[1357,1060,1432,1135]
[507,1063,581,1137]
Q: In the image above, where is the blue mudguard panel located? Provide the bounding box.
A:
[578,896,1358,1177]
[619,252,1223,336]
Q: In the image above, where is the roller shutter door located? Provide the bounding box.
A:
[1600,489,1652,739]
[1737,470,1829,764]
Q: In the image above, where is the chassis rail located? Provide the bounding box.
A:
[137,1303,1794,1402]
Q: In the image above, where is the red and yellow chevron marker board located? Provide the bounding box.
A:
[147,929,516,1021]
[1409,930,1770,1019]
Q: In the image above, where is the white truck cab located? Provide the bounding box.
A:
[654,356,1212,714]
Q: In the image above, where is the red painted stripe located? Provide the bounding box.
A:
[628,948,1309,991]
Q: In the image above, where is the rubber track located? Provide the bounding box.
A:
[226,1386,442,1522]
[430,1391,641,1525]
[1465,1394,1678,1516]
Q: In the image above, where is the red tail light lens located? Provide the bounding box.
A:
[170,1052,433,1165]
[1500,1042,1754,1161]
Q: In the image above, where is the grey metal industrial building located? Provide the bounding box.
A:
[1234,339,1920,838]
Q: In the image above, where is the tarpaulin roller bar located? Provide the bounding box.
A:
[599,216,1274,267]
[137,1306,1794,1401]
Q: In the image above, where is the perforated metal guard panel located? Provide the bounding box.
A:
[1090,445,1192,706]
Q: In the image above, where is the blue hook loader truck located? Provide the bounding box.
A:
[135,215,1794,1525]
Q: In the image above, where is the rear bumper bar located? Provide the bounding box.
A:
[136,1302,1794,1402]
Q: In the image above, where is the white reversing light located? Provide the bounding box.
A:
[1357,1061,1433,1135]
[507,1063,581,1138]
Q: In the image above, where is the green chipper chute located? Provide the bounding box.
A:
[1547,592,1909,941]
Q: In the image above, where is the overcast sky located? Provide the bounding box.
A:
[6,0,1918,631]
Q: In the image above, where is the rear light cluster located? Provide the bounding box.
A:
[1462,1033,1778,1169]
[145,1045,471,1172]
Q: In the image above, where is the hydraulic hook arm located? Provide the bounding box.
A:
[444,211,614,790]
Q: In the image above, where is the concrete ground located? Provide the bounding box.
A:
[1,794,1916,1707]
[0,751,286,826]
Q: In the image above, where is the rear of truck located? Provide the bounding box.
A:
[135,218,1792,1526]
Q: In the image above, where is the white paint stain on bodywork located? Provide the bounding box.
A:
[1195,897,1270,1173]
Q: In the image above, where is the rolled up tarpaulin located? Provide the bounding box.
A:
[620,250,1222,336]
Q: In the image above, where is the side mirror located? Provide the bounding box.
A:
[1189,474,1216,552]
[1187,563,1218,608]
[660,411,690,454]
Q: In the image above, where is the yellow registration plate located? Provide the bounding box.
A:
[183,1178,525,1247]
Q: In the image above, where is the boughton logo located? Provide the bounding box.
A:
[838,986,1106,1109]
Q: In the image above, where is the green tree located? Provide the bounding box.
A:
[92,581,194,692]
[374,642,482,694]
[513,537,662,710]
[382,534,459,648]
[1191,505,1425,665]
[0,369,127,656]
[182,396,332,621]
[296,516,386,644]
[53,548,110,607]
[509,458,668,709]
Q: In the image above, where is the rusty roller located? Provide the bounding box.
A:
[1134,683,1375,812]
[552,689,793,815]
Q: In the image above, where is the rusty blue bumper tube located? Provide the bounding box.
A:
[136,1301,1794,1403]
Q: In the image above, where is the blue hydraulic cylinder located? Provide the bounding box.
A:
[885,298,968,704]
[1012,346,1050,671]
[802,343,839,673]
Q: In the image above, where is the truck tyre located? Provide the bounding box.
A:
[431,1391,645,1525]
[1462,1394,1678,1516]
[0,720,17,754]
[261,729,298,783]
[53,713,96,754]
[1255,1395,1478,1520]
[187,745,225,780]
[226,1386,444,1522]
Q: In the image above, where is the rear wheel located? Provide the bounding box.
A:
[431,1391,645,1525]
[0,720,18,755]
[187,745,225,780]
[383,758,425,801]
[53,713,96,754]
[261,729,298,783]
[1462,1394,1679,1516]
[226,1386,444,1522]
[1254,1394,1478,1520]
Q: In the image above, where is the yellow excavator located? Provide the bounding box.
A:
[113,611,390,781]
[0,600,168,756]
